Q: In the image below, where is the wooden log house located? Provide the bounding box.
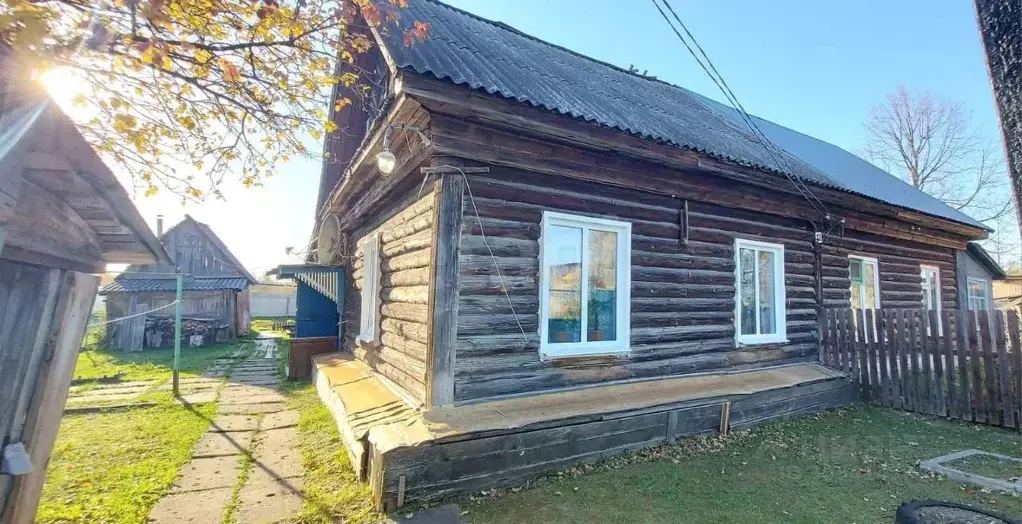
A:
[0,51,169,522]
[307,0,994,509]
[101,215,256,351]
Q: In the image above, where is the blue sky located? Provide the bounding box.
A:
[100,0,1006,275]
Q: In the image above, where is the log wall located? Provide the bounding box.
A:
[452,168,957,401]
[345,183,436,404]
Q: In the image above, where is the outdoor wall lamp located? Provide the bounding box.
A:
[377,123,431,176]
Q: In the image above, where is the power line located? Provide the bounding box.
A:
[650,0,832,222]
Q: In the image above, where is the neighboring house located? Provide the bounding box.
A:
[956,242,1006,313]
[0,51,168,522]
[994,273,1022,317]
[250,283,298,318]
[306,0,994,509]
[100,215,257,351]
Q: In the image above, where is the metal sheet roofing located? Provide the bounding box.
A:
[380,0,987,231]
[100,276,250,294]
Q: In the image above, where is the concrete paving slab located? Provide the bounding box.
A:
[192,431,254,457]
[217,402,287,415]
[234,467,304,524]
[178,391,218,404]
[211,415,260,432]
[220,393,288,405]
[66,392,142,404]
[228,378,280,387]
[220,385,281,397]
[169,456,241,493]
[148,486,233,523]
[261,410,299,430]
[251,427,302,479]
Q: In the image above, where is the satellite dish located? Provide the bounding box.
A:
[317,214,342,264]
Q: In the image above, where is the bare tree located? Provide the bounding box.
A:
[864,87,1012,223]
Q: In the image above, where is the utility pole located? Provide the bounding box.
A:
[173,273,183,396]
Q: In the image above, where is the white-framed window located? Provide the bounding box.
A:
[849,255,880,339]
[539,211,631,358]
[359,233,381,342]
[734,238,787,345]
[920,264,943,335]
[849,255,880,312]
[967,277,989,311]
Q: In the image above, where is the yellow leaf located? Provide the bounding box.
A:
[195,49,212,64]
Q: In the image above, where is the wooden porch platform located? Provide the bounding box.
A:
[311,353,852,510]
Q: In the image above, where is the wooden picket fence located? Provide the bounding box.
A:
[820,308,1022,430]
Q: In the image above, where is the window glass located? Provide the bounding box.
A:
[734,239,786,344]
[740,248,756,335]
[541,212,631,357]
[587,229,617,342]
[546,225,582,344]
[758,250,776,335]
[968,279,988,310]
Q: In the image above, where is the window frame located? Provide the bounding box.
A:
[848,255,881,311]
[967,277,989,311]
[733,238,787,346]
[920,264,943,335]
[539,211,631,359]
[358,233,381,343]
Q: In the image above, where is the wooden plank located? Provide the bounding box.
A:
[865,309,880,402]
[820,309,832,368]
[884,309,900,409]
[919,310,935,414]
[8,272,99,524]
[940,309,957,419]
[1007,310,1022,430]
[956,309,974,422]
[928,309,945,416]
[993,311,1014,429]
[856,309,870,402]
[427,171,466,408]
[969,310,987,424]
[873,309,890,405]
[891,308,907,410]
[978,310,998,425]
[907,310,923,413]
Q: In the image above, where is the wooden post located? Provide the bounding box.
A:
[940,309,956,418]
[7,272,99,524]
[173,273,183,396]
[993,311,1014,428]
[956,309,974,421]
[426,170,466,408]
[979,310,998,424]
[1007,311,1022,430]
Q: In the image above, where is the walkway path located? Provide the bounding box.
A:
[149,338,304,523]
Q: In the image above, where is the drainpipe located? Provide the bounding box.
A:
[156,215,164,237]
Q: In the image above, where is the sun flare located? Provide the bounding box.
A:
[38,66,87,107]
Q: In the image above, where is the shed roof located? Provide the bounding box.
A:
[1,49,170,267]
[376,0,987,231]
[100,275,250,294]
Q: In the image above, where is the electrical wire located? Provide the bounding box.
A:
[650,0,833,224]
[86,300,181,328]
[433,165,530,344]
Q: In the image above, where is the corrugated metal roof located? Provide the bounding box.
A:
[380,0,988,231]
[100,276,250,294]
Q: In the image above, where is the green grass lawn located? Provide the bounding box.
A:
[462,406,1022,524]
[36,403,216,523]
[72,342,246,384]
[36,340,253,523]
[283,382,380,523]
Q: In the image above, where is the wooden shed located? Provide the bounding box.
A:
[307,0,996,510]
[100,215,256,351]
[0,53,168,522]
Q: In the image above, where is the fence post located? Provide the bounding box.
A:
[956,309,973,422]
[993,311,1015,429]
[940,309,956,419]
[173,274,183,397]
[1008,311,1022,430]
